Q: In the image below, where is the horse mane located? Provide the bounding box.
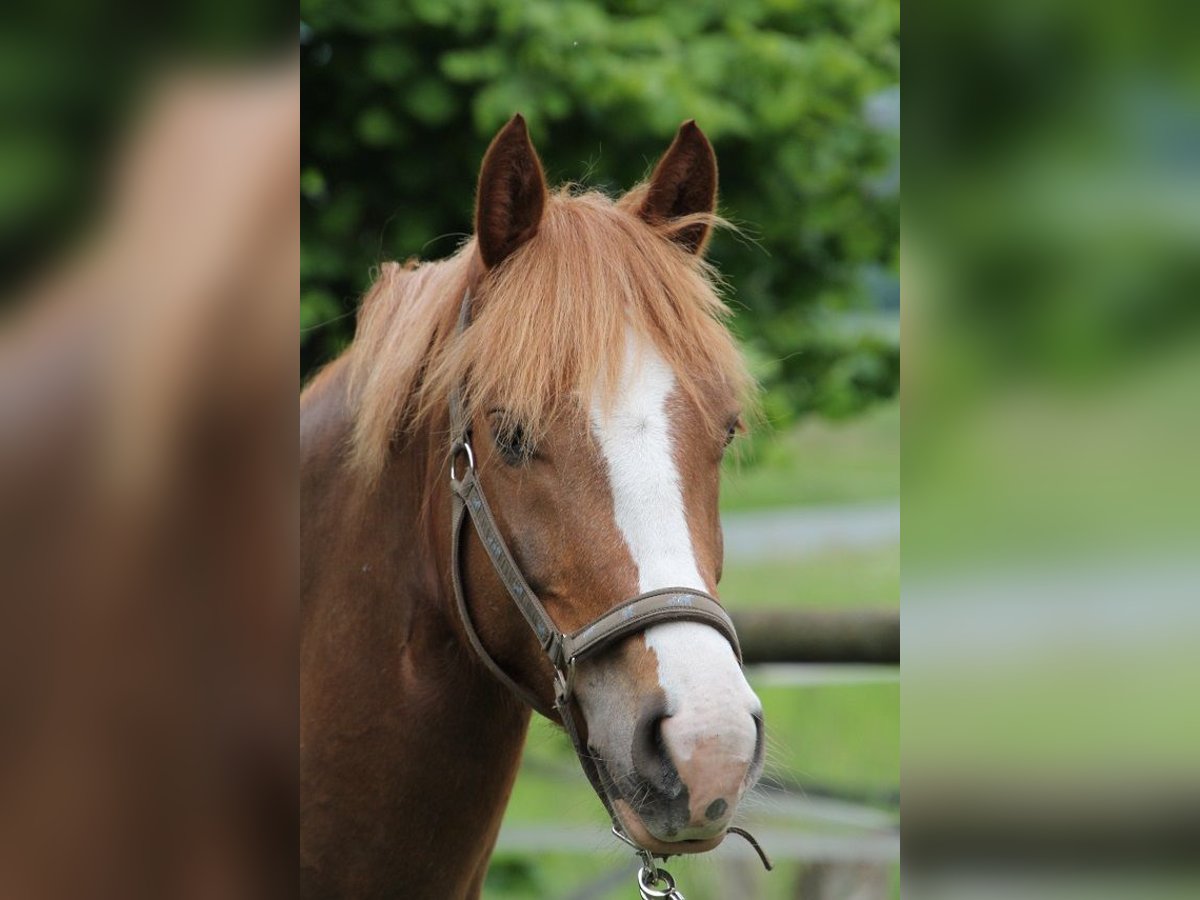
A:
[345,186,752,484]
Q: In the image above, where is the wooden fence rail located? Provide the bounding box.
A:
[731,608,899,665]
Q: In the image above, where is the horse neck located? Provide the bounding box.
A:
[301,359,531,897]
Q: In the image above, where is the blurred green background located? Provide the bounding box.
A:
[904,1,1200,894]
[300,2,899,897]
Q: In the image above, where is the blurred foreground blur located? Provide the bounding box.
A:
[905,0,1200,895]
[0,61,297,898]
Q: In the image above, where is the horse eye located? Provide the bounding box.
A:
[722,417,742,451]
[491,420,532,465]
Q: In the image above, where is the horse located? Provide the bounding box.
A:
[300,115,765,899]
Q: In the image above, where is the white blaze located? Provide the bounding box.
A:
[589,337,704,594]
[590,333,759,767]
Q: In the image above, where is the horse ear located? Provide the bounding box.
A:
[637,120,718,255]
[475,114,547,269]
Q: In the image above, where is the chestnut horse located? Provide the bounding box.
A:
[300,116,764,899]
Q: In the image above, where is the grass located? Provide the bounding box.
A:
[720,544,899,610]
[755,680,899,795]
[721,401,899,512]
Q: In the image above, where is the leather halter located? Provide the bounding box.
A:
[445,287,742,838]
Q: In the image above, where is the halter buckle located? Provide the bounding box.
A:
[552,654,577,703]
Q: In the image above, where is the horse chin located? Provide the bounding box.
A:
[611,798,726,856]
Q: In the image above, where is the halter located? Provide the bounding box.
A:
[446,287,770,895]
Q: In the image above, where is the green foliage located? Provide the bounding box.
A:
[301,0,899,423]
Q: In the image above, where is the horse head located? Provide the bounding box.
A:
[447,116,765,854]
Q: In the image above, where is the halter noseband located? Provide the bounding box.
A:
[445,287,770,888]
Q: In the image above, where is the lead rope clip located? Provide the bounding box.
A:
[614,822,772,898]
[612,827,685,899]
[637,864,684,899]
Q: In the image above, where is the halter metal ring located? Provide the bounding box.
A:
[638,865,678,898]
[449,440,475,483]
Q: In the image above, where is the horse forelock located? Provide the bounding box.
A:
[343,187,754,486]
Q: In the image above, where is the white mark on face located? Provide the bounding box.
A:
[589,334,704,595]
[590,332,759,765]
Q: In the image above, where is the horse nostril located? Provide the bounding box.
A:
[751,711,766,772]
[631,697,677,794]
[704,798,728,821]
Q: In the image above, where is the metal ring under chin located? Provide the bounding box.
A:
[638,864,684,900]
